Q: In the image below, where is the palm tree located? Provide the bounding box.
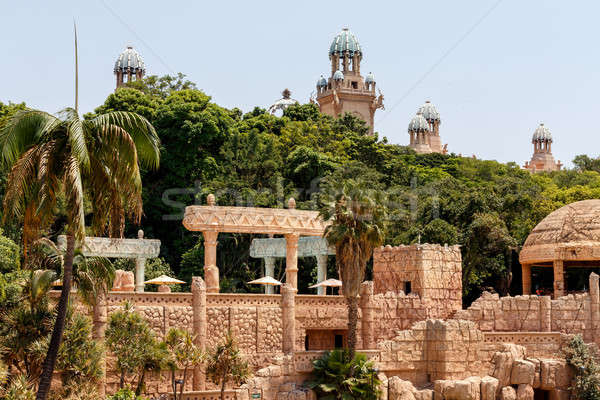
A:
[0,64,160,400]
[318,179,387,358]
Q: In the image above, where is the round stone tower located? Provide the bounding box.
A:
[523,123,562,172]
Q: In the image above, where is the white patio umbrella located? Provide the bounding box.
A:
[247,276,282,286]
[309,278,343,295]
[144,275,185,292]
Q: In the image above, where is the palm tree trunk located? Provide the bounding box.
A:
[346,296,359,360]
[221,376,227,400]
[36,234,75,400]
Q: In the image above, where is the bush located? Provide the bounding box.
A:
[564,335,600,400]
[106,388,148,400]
[306,349,381,400]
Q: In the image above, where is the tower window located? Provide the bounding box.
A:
[351,81,358,89]
[405,281,412,294]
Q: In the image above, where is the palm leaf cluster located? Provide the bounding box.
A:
[0,108,160,245]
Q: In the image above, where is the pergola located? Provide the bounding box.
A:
[249,236,334,294]
[58,230,160,292]
[182,195,329,292]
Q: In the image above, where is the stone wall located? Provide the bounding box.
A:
[454,273,600,344]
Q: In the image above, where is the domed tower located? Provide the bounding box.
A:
[523,123,562,173]
[114,46,146,90]
[418,101,443,153]
[316,28,384,135]
[408,113,432,154]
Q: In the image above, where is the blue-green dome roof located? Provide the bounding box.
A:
[408,113,430,133]
[317,75,327,87]
[333,70,344,81]
[418,101,441,122]
[114,46,145,74]
[532,123,552,142]
[329,28,362,57]
[365,72,375,84]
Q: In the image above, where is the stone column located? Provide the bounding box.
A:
[285,233,299,290]
[92,291,108,397]
[590,273,600,340]
[540,295,551,332]
[135,257,146,293]
[360,282,376,350]
[264,257,276,295]
[192,276,207,390]
[203,231,219,293]
[522,263,531,295]
[553,260,564,298]
[282,284,296,354]
[316,254,328,296]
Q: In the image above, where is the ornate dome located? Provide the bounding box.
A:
[317,75,328,88]
[520,200,600,263]
[408,113,430,133]
[114,46,145,74]
[365,72,375,84]
[268,89,298,115]
[532,123,553,142]
[418,101,441,123]
[329,28,362,57]
[333,70,344,81]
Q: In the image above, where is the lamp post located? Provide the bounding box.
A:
[174,378,184,399]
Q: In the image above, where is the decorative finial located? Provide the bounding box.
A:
[207,194,216,206]
[288,198,296,209]
[138,229,144,239]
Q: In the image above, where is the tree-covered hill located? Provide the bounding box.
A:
[4,76,600,303]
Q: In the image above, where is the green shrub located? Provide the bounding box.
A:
[306,349,381,400]
[564,335,600,400]
[106,388,148,400]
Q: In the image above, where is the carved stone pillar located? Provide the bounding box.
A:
[553,260,564,298]
[360,282,376,350]
[92,291,108,397]
[316,254,328,296]
[203,231,219,293]
[192,276,207,390]
[285,233,299,289]
[590,273,600,340]
[522,263,531,295]
[282,284,296,354]
[264,257,276,294]
[540,295,551,332]
[135,257,146,293]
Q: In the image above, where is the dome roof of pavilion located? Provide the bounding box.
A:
[520,199,600,264]
[532,123,553,142]
[417,101,441,123]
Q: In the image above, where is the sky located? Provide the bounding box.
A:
[2,0,599,168]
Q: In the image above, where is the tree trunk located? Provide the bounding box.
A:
[36,234,75,400]
[346,295,359,360]
[221,376,227,400]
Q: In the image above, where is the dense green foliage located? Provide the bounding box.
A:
[306,349,381,400]
[205,331,250,400]
[564,335,600,400]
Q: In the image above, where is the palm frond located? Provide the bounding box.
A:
[90,111,160,169]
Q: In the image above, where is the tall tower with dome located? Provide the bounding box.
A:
[523,123,562,172]
[114,46,146,90]
[315,28,384,135]
[407,101,446,154]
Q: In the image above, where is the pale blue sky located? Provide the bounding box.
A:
[2,1,599,168]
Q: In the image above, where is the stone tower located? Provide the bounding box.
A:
[316,28,384,135]
[114,46,146,90]
[523,123,562,173]
[408,101,445,154]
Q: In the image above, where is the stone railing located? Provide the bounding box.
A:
[177,390,241,400]
[295,295,347,309]
[293,350,381,373]
[482,331,565,358]
[107,291,193,307]
[207,293,282,308]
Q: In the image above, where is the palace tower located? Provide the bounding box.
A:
[315,28,384,135]
[408,101,446,154]
[114,46,146,90]
[524,123,562,172]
